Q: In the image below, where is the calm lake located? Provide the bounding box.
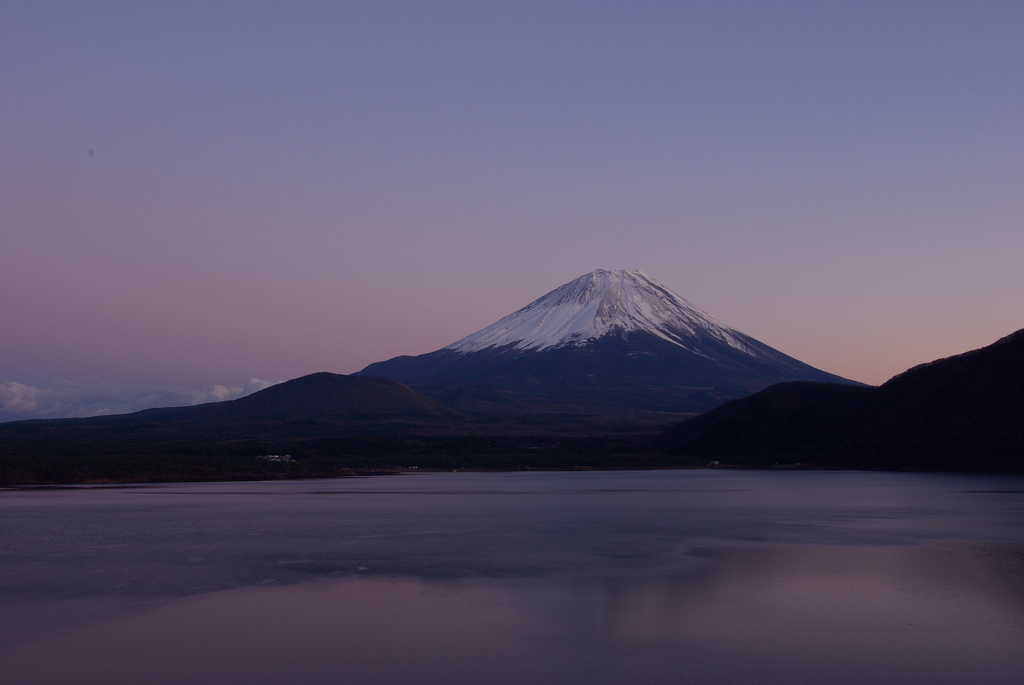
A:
[2,469,1024,684]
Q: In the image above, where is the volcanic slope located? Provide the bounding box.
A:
[357,269,857,432]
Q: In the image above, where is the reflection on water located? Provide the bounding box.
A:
[2,471,1024,684]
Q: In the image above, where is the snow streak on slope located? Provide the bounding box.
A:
[446,269,759,356]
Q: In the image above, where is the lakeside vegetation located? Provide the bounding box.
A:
[0,435,692,486]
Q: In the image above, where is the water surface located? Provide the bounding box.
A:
[2,470,1023,684]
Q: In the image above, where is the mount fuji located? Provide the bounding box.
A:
[357,269,858,431]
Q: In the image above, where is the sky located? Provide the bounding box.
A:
[2,1,1023,421]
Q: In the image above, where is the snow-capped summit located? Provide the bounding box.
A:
[445,269,755,356]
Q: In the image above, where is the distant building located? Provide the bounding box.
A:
[256,454,294,462]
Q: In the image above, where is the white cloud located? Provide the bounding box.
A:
[0,378,280,423]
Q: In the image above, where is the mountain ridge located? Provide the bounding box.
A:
[0,372,463,437]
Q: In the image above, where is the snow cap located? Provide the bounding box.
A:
[445,269,755,355]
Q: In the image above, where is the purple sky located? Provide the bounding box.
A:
[3,1,1023,420]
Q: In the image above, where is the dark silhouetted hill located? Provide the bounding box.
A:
[202,372,459,421]
[658,329,1024,471]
